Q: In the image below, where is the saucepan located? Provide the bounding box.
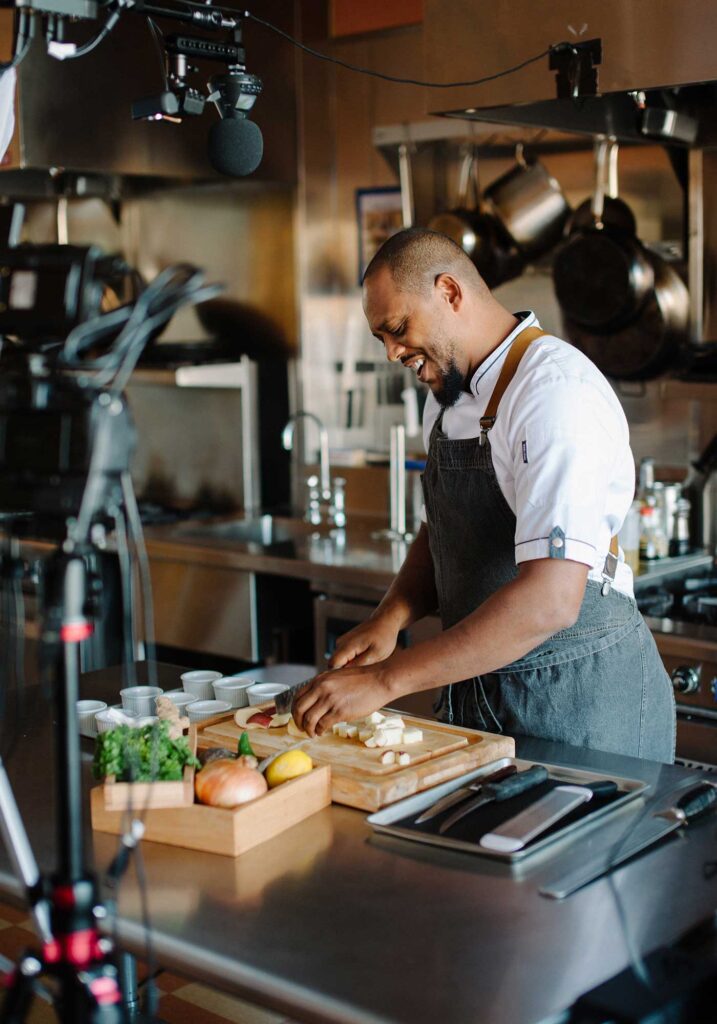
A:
[428,147,523,288]
[483,143,571,259]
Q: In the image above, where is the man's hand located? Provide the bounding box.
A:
[292,664,393,737]
[328,614,400,669]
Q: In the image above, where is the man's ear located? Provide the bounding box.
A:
[434,273,463,311]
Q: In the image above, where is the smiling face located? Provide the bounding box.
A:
[363,265,469,408]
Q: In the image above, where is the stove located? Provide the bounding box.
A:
[637,562,717,769]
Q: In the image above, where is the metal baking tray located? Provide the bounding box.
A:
[367,757,649,863]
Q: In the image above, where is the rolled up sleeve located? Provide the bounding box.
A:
[511,382,620,569]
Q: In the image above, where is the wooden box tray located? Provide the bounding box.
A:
[197,708,515,812]
[99,726,197,812]
[91,765,332,857]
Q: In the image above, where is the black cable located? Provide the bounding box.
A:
[146,16,169,88]
[59,7,121,60]
[113,506,137,688]
[244,10,555,89]
[120,473,157,690]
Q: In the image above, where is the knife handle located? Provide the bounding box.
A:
[484,765,549,802]
[587,780,619,799]
[678,783,717,820]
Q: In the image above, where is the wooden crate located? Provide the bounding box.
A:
[98,726,197,812]
[90,765,332,857]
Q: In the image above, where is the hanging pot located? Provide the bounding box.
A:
[428,147,523,289]
[482,144,571,258]
[561,245,690,381]
[553,137,655,334]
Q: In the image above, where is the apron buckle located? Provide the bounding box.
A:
[479,416,495,447]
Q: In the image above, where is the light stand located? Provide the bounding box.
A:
[0,548,127,1023]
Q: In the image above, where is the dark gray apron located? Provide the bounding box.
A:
[422,383,676,763]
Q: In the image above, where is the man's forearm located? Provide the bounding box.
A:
[382,559,589,698]
[372,523,438,632]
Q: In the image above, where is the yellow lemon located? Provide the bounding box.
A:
[265,749,313,788]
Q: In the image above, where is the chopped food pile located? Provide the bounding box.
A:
[332,712,423,764]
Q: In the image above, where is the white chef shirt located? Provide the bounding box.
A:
[422,311,636,598]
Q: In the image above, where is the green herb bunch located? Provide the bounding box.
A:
[93,721,200,782]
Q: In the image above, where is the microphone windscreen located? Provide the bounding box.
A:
[208,118,263,177]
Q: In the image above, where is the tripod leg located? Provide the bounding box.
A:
[0,953,41,1024]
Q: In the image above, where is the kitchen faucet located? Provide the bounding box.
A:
[282,410,332,512]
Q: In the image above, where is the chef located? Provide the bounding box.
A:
[293,228,676,762]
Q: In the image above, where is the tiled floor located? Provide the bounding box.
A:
[0,900,293,1023]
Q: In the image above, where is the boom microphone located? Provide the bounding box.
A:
[207,116,263,177]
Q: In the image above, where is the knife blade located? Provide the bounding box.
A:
[414,764,518,824]
[540,782,717,899]
[479,780,618,853]
[438,765,550,835]
[274,679,312,716]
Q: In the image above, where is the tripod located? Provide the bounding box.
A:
[0,548,128,1023]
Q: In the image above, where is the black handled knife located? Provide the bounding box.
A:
[438,765,550,835]
[540,782,717,899]
[414,764,518,824]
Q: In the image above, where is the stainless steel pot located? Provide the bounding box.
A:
[428,148,523,288]
[483,144,571,258]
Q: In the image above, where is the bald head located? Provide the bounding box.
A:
[363,227,490,298]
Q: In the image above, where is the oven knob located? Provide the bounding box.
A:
[671,665,701,695]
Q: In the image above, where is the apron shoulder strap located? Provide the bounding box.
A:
[479,325,548,446]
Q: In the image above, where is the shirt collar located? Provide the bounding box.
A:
[469,311,538,397]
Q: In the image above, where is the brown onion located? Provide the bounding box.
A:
[195,757,267,808]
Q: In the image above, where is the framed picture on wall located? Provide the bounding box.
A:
[356,186,404,284]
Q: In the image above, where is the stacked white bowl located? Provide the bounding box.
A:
[95,706,140,733]
[181,670,223,701]
[212,675,255,709]
[158,689,198,712]
[120,686,164,716]
[246,683,289,707]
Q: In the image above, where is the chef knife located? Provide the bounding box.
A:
[274,679,312,716]
[438,765,550,835]
[479,779,618,853]
[540,782,717,900]
[414,764,518,824]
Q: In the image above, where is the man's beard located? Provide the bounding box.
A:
[434,359,464,408]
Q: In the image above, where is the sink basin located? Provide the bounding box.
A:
[176,514,316,546]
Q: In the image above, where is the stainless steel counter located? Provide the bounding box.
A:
[1,664,716,1024]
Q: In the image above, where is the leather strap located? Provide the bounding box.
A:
[479,326,548,444]
[477,323,621,577]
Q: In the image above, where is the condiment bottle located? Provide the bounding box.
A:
[668,497,692,557]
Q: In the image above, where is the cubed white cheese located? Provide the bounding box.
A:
[365,736,379,748]
[345,724,358,739]
[365,711,385,725]
[398,752,411,766]
[401,727,423,745]
[332,722,348,736]
[337,723,349,738]
[381,750,396,765]
[382,715,405,729]
[358,727,374,742]
[375,726,403,746]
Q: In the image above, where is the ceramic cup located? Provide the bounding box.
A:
[181,670,223,701]
[120,685,164,716]
[212,676,255,709]
[186,699,232,723]
[76,699,107,737]
[246,683,289,707]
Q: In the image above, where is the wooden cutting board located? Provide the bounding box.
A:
[196,708,515,812]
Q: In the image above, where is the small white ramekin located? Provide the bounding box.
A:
[95,707,139,733]
[181,670,223,701]
[212,676,255,709]
[76,700,107,737]
[246,683,289,707]
[157,690,198,712]
[135,715,160,727]
[186,699,232,723]
[120,685,164,716]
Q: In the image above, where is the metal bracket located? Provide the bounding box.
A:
[549,38,602,100]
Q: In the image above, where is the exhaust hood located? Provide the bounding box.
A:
[424,0,717,146]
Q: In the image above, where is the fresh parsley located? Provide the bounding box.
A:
[93,721,199,783]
